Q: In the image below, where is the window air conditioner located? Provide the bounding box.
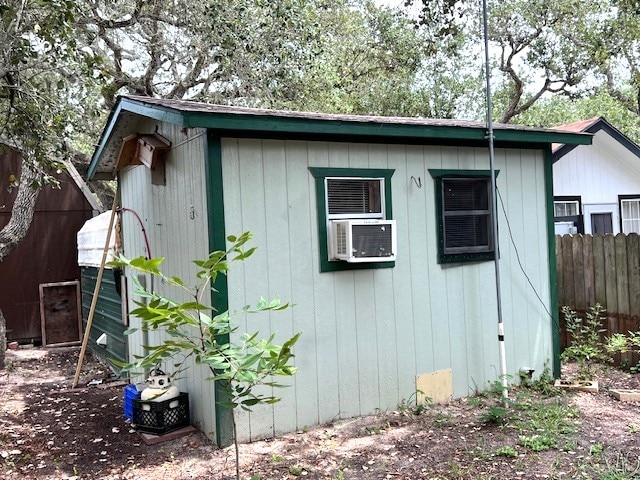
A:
[330,219,397,263]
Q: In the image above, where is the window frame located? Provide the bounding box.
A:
[619,194,640,234]
[553,195,583,234]
[429,169,497,264]
[309,167,395,272]
[553,197,581,218]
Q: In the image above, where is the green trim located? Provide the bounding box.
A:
[119,98,594,144]
[544,147,561,378]
[429,169,498,264]
[204,133,234,447]
[88,96,593,179]
[309,167,395,272]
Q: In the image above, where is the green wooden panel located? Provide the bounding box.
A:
[80,267,127,373]
[218,138,554,439]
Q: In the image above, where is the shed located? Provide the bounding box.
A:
[88,95,591,446]
[552,117,640,234]
[0,149,102,343]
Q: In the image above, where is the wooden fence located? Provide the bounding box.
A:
[556,233,640,367]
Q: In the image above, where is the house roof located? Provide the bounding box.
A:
[89,95,593,179]
[551,116,640,161]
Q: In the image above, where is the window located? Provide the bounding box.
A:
[326,178,384,219]
[429,170,496,264]
[620,196,640,233]
[310,167,395,272]
[554,200,580,217]
[553,196,583,234]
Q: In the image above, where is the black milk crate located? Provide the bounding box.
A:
[132,392,190,435]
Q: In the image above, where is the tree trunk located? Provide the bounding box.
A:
[0,160,41,261]
[0,308,5,370]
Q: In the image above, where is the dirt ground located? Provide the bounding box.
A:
[1,347,639,480]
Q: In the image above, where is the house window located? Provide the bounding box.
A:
[429,169,496,264]
[554,200,580,217]
[620,196,640,233]
[310,167,395,272]
[553,196,583,234]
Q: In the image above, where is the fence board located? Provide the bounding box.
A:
[572,235,586,310]
[628,234,640,315]
[604,235,618,314]
[582,235,595,306]
[556,236,564,305]
[561,235,575,307]
[615,234,630,315]
[592,235,606,306]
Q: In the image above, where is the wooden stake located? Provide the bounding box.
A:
[72,192,118,388]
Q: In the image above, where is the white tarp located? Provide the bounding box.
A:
[77,211,116,267]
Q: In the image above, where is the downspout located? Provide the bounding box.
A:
[482,0,509,404]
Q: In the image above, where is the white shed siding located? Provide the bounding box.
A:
[221,139,552,443]
[119,124,217,438]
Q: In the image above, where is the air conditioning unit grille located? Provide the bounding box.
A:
[352,224,393,258]
[335,222,348,256]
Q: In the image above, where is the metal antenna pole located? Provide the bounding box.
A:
[482,0,508,404]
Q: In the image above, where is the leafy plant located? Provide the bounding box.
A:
[112,232,300,480]
[606,331,640,373]
[525,364,560,396]
[561,304,609,381]
[397,390,432,417]
[495,445,518,457]
[479,406,508,426]
[518,434,557,451]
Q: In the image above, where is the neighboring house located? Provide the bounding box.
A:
[88,95,591,446]
[552,117,640,235]
[0,149,103,343]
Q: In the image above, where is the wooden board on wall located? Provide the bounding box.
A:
[39,281,82,347]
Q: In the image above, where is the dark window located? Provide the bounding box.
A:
[430,170,496,264]
[326,178,383,217]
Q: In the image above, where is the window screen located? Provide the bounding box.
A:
[442,178,493,253]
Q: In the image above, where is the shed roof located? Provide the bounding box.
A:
[551,116,640,161]
[89,95,593,179]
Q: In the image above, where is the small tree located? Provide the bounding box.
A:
[561,304,608,381]
[113,232,300,480]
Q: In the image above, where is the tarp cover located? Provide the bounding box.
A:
[77,211,116,267]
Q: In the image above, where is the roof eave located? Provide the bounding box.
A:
[88,97,593,179]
